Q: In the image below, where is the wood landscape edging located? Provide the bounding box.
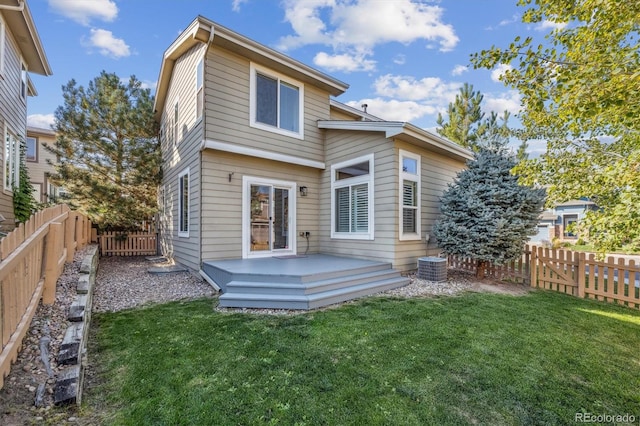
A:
[54,245,98,405]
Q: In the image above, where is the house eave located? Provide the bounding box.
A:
[317,120,474,161]
[154,15,349,122]
[0,0,52,75]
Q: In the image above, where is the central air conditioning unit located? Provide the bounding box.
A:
[417,257,447,282]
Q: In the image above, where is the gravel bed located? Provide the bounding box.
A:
[92,257,217,313]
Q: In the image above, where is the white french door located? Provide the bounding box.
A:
[242,177,296,258]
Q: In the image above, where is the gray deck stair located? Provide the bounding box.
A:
[202,254,409,310]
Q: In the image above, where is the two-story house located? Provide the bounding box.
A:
[26,125,59,204]
[0,0,51,227]
[154,16,472,309]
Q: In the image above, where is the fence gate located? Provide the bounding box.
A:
[99,231,158,256]
[530,246,580,295]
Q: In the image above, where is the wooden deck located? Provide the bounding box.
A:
[202,254,409,310]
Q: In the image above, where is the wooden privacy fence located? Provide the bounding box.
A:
[448,244,640,309]
[99,231,157,256]
[0,204,90,389]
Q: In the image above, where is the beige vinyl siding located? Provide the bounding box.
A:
[200,150,321,260]
[320,130,397,265]
[203,47,330,163]
[159,43,206,271]
[393,139,466,271]
[25,128,57,202]
[0,15,28,226]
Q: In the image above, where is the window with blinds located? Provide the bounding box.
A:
[178,168,189,237]
[399,150,421,240]
[331,154,374,239]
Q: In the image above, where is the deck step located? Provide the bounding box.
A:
[224,269,402,296]
[218,276,410,310]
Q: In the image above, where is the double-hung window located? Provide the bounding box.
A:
[331,154,374,240]
[178,168,189,237]
[3,128,19,191]
[250,63,304,139]
[26,136,37,162]
[196,58,204,119]
[399,150,421,240]
[0,16,5,77]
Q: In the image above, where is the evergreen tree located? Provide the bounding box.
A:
[436,83,485,149]
[13,138,37,222]
[433,144,545,278]
[47,71,161,230]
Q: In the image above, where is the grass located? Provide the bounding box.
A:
[85,291,640,425]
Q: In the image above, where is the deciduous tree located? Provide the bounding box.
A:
[471,0,640,253]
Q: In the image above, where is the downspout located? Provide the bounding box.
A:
[198,25,217,290]
[0,0,24,11]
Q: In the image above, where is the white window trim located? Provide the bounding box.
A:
[249,62,304,140]
[196,57,204,122]
[20,59,27,102]
[399,149,421,241]
[3,125,20,192]
[0,15,5,77]
[178,168,190,237]
[173,99,179,145]
[330,153,375,240]
[241,176,297,259]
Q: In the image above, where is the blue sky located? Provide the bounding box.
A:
[25,0,557,155]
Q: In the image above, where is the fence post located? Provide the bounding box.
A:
[42,222,63,305]
[577,252,586,298]
[529,246,537,288]
[65,212,76,263]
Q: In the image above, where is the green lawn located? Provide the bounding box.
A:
[85,291,640,425]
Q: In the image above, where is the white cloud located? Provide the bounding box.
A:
[535,20,567,31]
[347,98,436,123]
[313,51,376,72]
[48,0,118,26]
[373,74,460,104]
[86,29,131,58]
[232,0,248,12]
[27,114,55,129]
[483,90,522,116]
[278,0,458,72]
[140,80,157,91]
[451,65,468,76]
[393,54,406,65]
[490,63,513,82]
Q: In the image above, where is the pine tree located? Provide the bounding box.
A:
[433,143,545,278]
[47,71,161,230]
[436,83,485,150]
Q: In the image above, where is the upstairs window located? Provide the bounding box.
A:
[196,58,204,119]
[250,63,304,139]
[20,62,27,100]
[26,136,37,162]
[331,154,374,240]
[173,100,179,144]
[0,16,5,76]
[399,150,421,240]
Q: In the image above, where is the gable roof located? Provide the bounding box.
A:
[317,119,474,162]
[154,15,349,121]
[0,0,51,75]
